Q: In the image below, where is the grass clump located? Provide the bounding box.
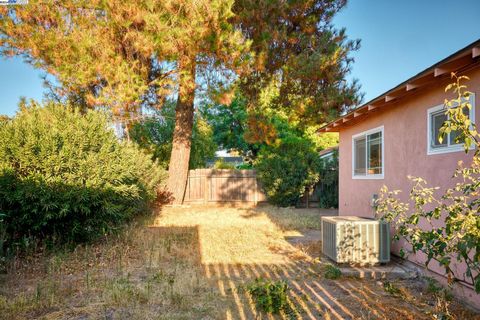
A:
[323,263,342,280]
[246,278,297,319]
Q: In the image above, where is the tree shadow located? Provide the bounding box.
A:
[149,219,425,319]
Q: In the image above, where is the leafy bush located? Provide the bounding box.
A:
[246,278,296,318]
[235,162,253,169]
[255,134,321,207]
[0,102,166,252]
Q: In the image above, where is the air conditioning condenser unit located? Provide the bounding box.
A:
[321,216,390,264]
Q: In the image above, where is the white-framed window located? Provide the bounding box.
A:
[352,126,384,179]
[427,93,475,155]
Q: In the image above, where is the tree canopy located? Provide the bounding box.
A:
[1,0,359,203]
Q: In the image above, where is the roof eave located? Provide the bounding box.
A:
[319,39,480,133]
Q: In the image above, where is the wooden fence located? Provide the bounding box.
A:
[183,169,267,204]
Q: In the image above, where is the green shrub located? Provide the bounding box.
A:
[255,134,321,207]
[246,278,296,318]
[0,102,166,251]
[323,263,342,280]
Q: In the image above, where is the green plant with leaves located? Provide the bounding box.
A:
[0,101,166,251]
[255,126,322,207]
[204,90,340,161]
[323,263,342,280]
[246,278,297,319]
[204,94,261,160]
[383,281,401,296]
[376,74,480,293]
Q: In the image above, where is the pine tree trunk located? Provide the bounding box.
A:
[167,55,196,204]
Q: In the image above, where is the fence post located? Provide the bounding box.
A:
[254,176,258,206]
[203,169,208,204]
[306,185,310,208]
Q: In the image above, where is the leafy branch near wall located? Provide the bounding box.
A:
[376,73,480,293]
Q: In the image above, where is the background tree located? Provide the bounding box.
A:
[204,94,261,160]
[205,87,340,162]
[130,100,217,169]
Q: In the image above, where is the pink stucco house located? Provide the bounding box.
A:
[320,39,480,305]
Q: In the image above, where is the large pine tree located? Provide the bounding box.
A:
[0,0,360,204]
[0,0,249,203]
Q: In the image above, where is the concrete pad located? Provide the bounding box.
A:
[336,259,418,280]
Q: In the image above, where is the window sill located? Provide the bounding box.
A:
[427,144,474,155]
[352,174,384,180]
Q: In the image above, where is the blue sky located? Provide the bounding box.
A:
[333,0,480,104]
[1,0,480,116]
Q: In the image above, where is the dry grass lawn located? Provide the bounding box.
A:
[0,205,478,319]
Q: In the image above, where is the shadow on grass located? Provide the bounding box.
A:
[148,224,430,320]
[1,206,470,320]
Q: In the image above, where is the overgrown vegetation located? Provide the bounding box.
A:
[206,87,339,207]
[0,102,166,257]
[383,281,402,296]
[0,0,362,204]
[377,74,480,293]
[246,278,297,319]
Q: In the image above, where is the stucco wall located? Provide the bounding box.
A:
[338,67,480,304]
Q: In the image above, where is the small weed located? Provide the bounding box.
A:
[170,292,188,307]
[383,281,401,296]
[424,277,452,300]
[323,264,342,280]
[149,270,166,283]
[246,278,297,319]
[105,275,149,305]
[425,277,443,294]
[423,277,453,319]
